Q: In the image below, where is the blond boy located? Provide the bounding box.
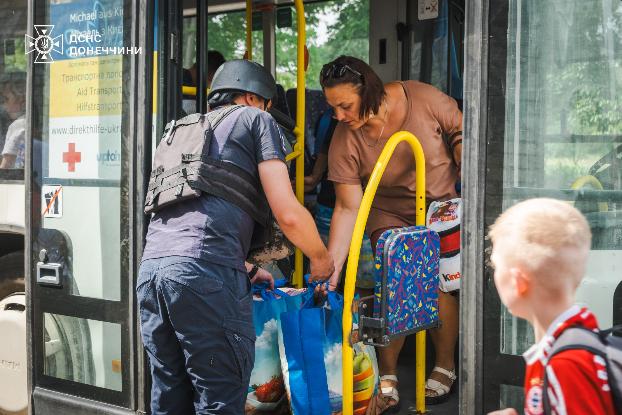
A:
[487,198,614,415]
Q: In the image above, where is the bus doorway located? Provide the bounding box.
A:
[462,0,622,412]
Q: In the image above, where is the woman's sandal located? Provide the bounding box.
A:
[377,375,401,414]
[425,366,457,405]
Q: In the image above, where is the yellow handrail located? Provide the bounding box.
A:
[242,0,305,287]
[181,85,210,97]
[342,131,428,414]
[292,0,306,288]
[571,175,608,212]
[245,0,252,60]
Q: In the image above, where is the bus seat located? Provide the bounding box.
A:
[272,84,291,118]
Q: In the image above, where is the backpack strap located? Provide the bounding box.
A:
[207,105,243,131]
[542,327,606,414]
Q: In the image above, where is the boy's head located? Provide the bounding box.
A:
[488,198,591,319]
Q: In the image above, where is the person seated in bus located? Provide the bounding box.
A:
[138,59,334,415]
[487,198,615,415]
[183,50,226,87]
[304,107,376,290]
[182,50,227,114]
[0,74,26,169]
[318,55,462,410]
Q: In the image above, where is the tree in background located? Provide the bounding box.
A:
[203,0,369,91]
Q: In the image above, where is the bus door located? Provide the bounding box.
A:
[403,0,464,106]
[463,0,622,411]
[27,0,153,413]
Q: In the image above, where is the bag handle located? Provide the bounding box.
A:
[252,280,291,301]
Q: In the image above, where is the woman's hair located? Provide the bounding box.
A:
[319,55,385,120]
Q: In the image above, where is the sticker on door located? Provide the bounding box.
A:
[418,0,439,20]
[42,185,63,218]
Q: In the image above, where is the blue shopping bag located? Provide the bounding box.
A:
[278,283,379,415]
[246,284,306,414]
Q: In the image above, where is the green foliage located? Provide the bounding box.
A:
[4,38,27,73]
[200,0,369,91]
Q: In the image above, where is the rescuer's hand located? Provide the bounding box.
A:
[487,409,518,415]
[250,266,275,290]
[309,251,335,283]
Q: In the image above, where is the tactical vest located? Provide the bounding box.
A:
[144,105,292,264]
[144,106,264,219]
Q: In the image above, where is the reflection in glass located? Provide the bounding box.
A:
[44,313,122,391]
[0,1,26,172]
[500,384,524,412]
[500,0,622,355]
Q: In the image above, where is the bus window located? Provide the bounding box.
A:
[180,6,264,114]
[185,9,264,65]
[484,0,622,406]
[0,4,27,173]
[275,0,370,90]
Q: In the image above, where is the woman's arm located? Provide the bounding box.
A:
[327,182,364,288]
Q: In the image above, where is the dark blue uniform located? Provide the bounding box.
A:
[138,106,287,414]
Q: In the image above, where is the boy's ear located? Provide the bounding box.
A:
[512,268,530,297]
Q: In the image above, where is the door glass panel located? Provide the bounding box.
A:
[33,0,132,301]
[499,0,622,355]
[43,313,122,391]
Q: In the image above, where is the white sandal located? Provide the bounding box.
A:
[425,366,456,404]
[378,375,401,413]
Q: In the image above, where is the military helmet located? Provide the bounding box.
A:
[208,59,276,101]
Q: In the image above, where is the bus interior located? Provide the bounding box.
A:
[0,0,620,414]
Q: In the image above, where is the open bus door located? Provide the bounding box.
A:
[26,0,154,413]
[462,0,622,412]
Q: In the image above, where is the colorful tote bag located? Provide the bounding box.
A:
[278,289,379,415]
[373,226,440,337]
[247,285,306,414]
[426,198,462,292]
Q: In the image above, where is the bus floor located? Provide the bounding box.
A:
[392,333,459,414]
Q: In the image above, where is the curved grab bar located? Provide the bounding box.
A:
[341,131,427,414]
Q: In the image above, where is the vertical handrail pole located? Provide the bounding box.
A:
[245,0,252,60]
[292,0,306,288]
[342,131,427,414]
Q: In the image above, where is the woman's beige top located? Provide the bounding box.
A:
[327,80,462,234]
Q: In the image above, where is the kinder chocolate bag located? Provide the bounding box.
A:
[426,198,461,292]
[246,285,306,414]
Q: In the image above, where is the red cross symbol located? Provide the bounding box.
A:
[62,142,81,172]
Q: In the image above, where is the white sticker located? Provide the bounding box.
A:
[42,185,63,218]
[418,0,439,20]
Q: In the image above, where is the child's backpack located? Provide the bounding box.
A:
[543,325,622,414]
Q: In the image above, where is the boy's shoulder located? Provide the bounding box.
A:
[524,306,616,415]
